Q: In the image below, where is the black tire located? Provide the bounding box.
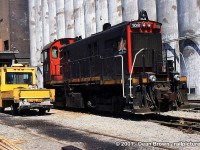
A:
[39,109,46,115]
[0,107,5,113]
[11,104,18,115]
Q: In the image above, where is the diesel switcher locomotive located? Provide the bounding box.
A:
[42,11,188,113]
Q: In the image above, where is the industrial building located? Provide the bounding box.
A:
[0,0,29,63]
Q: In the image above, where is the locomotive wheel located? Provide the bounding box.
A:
[147,87,157,111]
[112,96,124,113]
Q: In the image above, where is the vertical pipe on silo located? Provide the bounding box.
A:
[48,0,57,42]
[84,0,96,37]
[95,0,108,32]
[56,0,65,39]
[138,0,157,21]
[42,0,50,46]
[178,0,200,100]
[108,0,122,26]
[35,0,43,88]
[122,0,138,21]
[73,0,85,38]
[64,0,74,38]
[29,0,37,67]
[157,0,180,72]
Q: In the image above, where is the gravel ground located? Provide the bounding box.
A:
[0,109,200,150]
[0,122,66,149]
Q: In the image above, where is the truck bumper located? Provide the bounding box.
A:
[19,101,53,110]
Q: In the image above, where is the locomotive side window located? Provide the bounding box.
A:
[41,50,48,63]
[89,42,98,56]
[93,42,98,55]
[65,50,70,61]
[52,47,58,58]
[105,37,121,51]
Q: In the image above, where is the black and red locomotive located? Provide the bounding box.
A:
[42,11,188,113]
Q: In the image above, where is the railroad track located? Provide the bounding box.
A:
[147,115,200,134]
[74,108,200,134]
[188,100,200,104]
[84,110,200,135]
[181,108,200,113]
[0,137,21,150]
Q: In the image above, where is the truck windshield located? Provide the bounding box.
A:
[6,72,32,84]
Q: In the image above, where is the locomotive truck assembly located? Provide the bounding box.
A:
[0,64,55,115]
[42,11,188,113]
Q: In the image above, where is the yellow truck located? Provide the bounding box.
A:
[0,64,55,115]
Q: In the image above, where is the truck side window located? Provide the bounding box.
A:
[6,72,32,84]
[6,73,13,84]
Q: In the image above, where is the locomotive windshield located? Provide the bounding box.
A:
[131,32,164,73]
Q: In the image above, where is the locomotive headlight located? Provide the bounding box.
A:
[142,23,146,28]
[147,23,151,28]
[149,75,156,82]
[174,74,180,81]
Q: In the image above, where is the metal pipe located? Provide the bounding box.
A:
[176,50,190,95]
[129,48,145,98]
[114,55,126,98]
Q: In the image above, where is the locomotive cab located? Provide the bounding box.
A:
[41,38,74,86]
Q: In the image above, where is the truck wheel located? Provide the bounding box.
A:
[39,109,46,115]
[0,107,5,113]
[11,104,18,115]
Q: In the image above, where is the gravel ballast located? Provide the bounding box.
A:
[0,109,199,150]
[23,110,200,149]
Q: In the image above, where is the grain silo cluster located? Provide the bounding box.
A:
[28,0,200,100]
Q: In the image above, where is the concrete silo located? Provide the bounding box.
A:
[178,0,200,100]
[122,0,138,21]
[84,0,96,37]
[29,0,37,67]
[95,0,108,32]
[56,0,65,39]
[138,0,157,21]
[74,0,85,38]
[64,0,74,38]
[42,0,50,46]
[35,0,43,88]
[108,0,123,26]
[48,0,57,42]
[157,0,180,72]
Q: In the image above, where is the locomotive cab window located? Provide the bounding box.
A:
[52,47,58,58]
[41,50,48,63]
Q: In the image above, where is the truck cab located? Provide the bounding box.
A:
[0,64,55,115]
